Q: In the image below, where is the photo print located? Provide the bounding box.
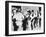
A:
[12,6,41,31]
[5,1,45,36]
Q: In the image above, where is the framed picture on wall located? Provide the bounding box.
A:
[5,1,45,36]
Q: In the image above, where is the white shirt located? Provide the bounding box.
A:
[13,12,24,21]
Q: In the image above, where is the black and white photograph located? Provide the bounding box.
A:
[5,1,45,36]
